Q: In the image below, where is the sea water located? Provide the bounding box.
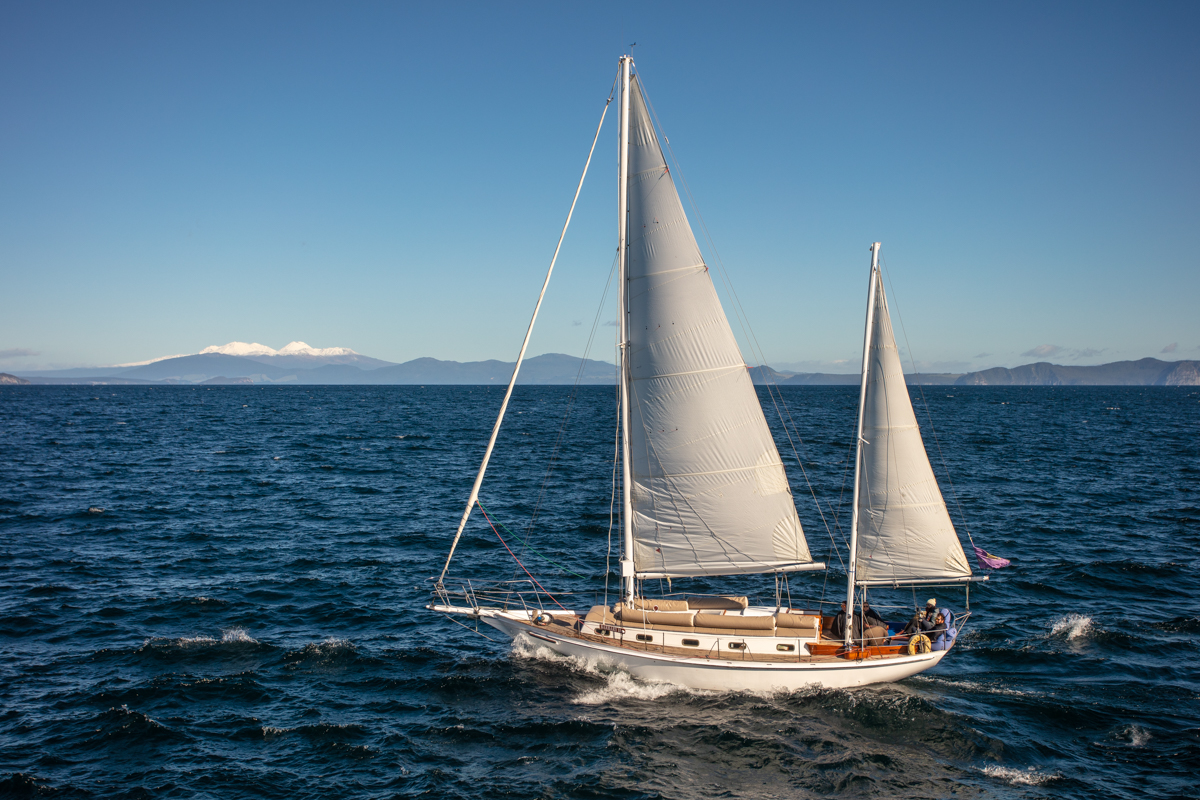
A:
[1,385,1196,799]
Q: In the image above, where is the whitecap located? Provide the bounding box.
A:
[1050,613,1094,640]
[573,670,684,705]
[174,635,218,647]
[221,627,257,644]
[981,765,1059,786]
[1121,724,1152,747]
[511,635,706,704]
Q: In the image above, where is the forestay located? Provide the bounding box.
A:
[855,278,972,582]
[623,76,816,578]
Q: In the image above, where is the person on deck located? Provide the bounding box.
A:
[931,608,958,651]
[858,602,889,646]
[900,599,939,637]
[829,602,847,640]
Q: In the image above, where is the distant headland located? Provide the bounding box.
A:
[7,342,1198,386]
[750,357,1200,387]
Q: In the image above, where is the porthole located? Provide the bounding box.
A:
[682,639,700,647]
[776,643,795,652]
[636,633,653,642]
[728,642,747,650]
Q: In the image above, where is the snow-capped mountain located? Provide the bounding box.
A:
[200,341,360,358]
[113,341,381,369]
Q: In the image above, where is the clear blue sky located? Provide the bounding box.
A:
[2,1,1197,372]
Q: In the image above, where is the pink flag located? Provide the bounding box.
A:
[974,545,1010,569]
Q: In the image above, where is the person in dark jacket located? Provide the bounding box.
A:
[927,611,947,642]
[932,608,957,651]
[858,602,889,645]
[829,602,847,640]
[862,602,886,628]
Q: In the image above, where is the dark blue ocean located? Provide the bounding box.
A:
[1,384,1197,799]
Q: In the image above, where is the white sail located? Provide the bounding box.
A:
[855,277,972,583]
[623,77,815,578]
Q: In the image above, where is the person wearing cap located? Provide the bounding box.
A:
[900,599,939,637]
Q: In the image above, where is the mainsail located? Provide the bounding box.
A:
[623,76,816,578]
[854,275,972,583]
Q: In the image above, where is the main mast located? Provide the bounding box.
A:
[617,55,636,602]
[845,242,881,646]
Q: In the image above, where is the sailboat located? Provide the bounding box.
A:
[429,56,984,691]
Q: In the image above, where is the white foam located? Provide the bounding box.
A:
[221,627,257,644]
[511,635,706,705]
[914,676,1033,697]
[573,670,684,705]
[981,765,1059,786]
[1125,724,1151,747]
[1051,614,1094,640]
[174,635,218,647]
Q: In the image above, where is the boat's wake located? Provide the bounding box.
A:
[980,764,1061,786]
[510,634,705,704]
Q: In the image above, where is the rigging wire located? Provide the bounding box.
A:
[637,76,845,571]
[439,70,617,587]
[878,255,979,551]
[477,501,569,611]
[477,501,586,579]
[604,375,620,609]
[516,251,619,563]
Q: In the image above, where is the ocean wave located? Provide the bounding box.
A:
[910,675,1034,697]
[980,764,1060,786]
[89,705,185,745]
[221,627,257,643]
[138,627,263,654]
[259,722,368,740]
[573,670,690,705]
[510,635,697,704]
[284,637,361,670]
[1050,613,1094,640]
[1152,616,1200,634]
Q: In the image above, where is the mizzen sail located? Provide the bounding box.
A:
[854,277,972,583]
[623,76,815,578]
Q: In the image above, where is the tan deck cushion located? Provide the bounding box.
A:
[629,598,690,612]
[774,613,820,635]
[615,607,696,627]
[693,612,774,630]
[685,595,749,610]
[584,605,617,625]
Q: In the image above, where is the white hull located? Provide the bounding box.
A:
[451,608,949,692]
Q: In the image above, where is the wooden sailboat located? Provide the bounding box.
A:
[428,56,983,691]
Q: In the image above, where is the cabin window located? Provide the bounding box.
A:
[682,639,699,647]
[776,643,795,652]
[636,633,653,642]
[728,642,746,650]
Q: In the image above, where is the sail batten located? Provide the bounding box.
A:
[623,75,816,578]
[853,275,972,584]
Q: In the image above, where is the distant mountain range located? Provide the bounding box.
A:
[10,342,1199,386]
[16,342,616,385]
[749,358,1200,387]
